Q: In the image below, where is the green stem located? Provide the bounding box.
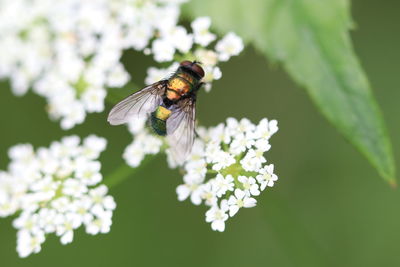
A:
[104,155,158,188]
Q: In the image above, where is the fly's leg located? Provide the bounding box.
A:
[194,82,204,92]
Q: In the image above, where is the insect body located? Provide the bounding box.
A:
[107,60,204,163]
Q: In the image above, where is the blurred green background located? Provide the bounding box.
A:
[1,0,399,266]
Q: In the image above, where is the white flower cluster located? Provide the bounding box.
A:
[145,16,244,92]
[0,0,243,129]
[0,135,116,258]
[122,116,278,232]
[176,118,278,232]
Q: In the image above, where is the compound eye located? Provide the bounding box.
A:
[191,64,205,78]
[180,60,192,67]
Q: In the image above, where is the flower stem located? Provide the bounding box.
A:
[104,155,158,188]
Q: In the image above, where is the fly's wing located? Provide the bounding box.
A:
[166,97,196,164]
[107,81,167,125]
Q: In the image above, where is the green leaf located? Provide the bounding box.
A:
[184,0,396,185]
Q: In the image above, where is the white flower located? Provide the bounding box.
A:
[205,200,229,232]
[123,130,163,168]
[212,151,236,171]
[227,189,257,216]
[62,179,88,197]
[255,138,271,152]
[152,38,175,62]
[184,159,207,181]
[238,176,260,196]
[16,230,45,258]
[199,182,218,206]
[60,101,86,130]
[240,149,266,172]
[85,210,113,235]
[254,119,279,140]
[0,172,20,217]
[83,134,107,159]
[216,32,244,61]
[145,66,171,85]
[208,123,231,144]
[176,174,204,205]
[89,185,116,215]
[124,24,153,50]
[205,141,223,164]
[256,164,278,190]
[51,197,71,214]
[191,17,216,46]
[75,160,102,186]
[81,87,106,113]
[106,63,130,88]
[194,49,218,66]
[165,26,193,53]
[56,213,82,244]
[30,176,58,201]
[202,66,222,92]
[142,134,163,154]
[212,174,234,197]
[230,133,256,155]
[38,208,58,233]
[0,135,116,257]
[123,143,145,168]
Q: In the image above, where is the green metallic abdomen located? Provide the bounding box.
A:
[150,106,171,136]
[150,113,167,136]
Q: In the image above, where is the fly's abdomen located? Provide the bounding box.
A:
[150,106,172,136]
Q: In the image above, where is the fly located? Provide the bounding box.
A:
[107,60,205,164]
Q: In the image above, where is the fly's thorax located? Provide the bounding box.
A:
[166,71,199,101]
[176,72,195,84]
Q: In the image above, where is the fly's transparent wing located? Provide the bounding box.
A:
[107,81,167,125]
[166,98,196,164]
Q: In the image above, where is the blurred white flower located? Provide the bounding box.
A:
[205,200,229,232]
[238,176,260,196]
[194,49,218,66]
[123,127,163,168]
[82,87,106,113]
[166,26,193,53]
[211,151,236,171]
[16,230,45,258]
[0,135,115,258]
[0,1,244,129]
[152,38,176,62]
[0,0,188,129]
[106,63,130,88]
[144,63,179,85]
[176,174,204,205]
[227,189,257,217]
[216,32,244,61]
[212,174,234,197]
[191,17,216,46]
